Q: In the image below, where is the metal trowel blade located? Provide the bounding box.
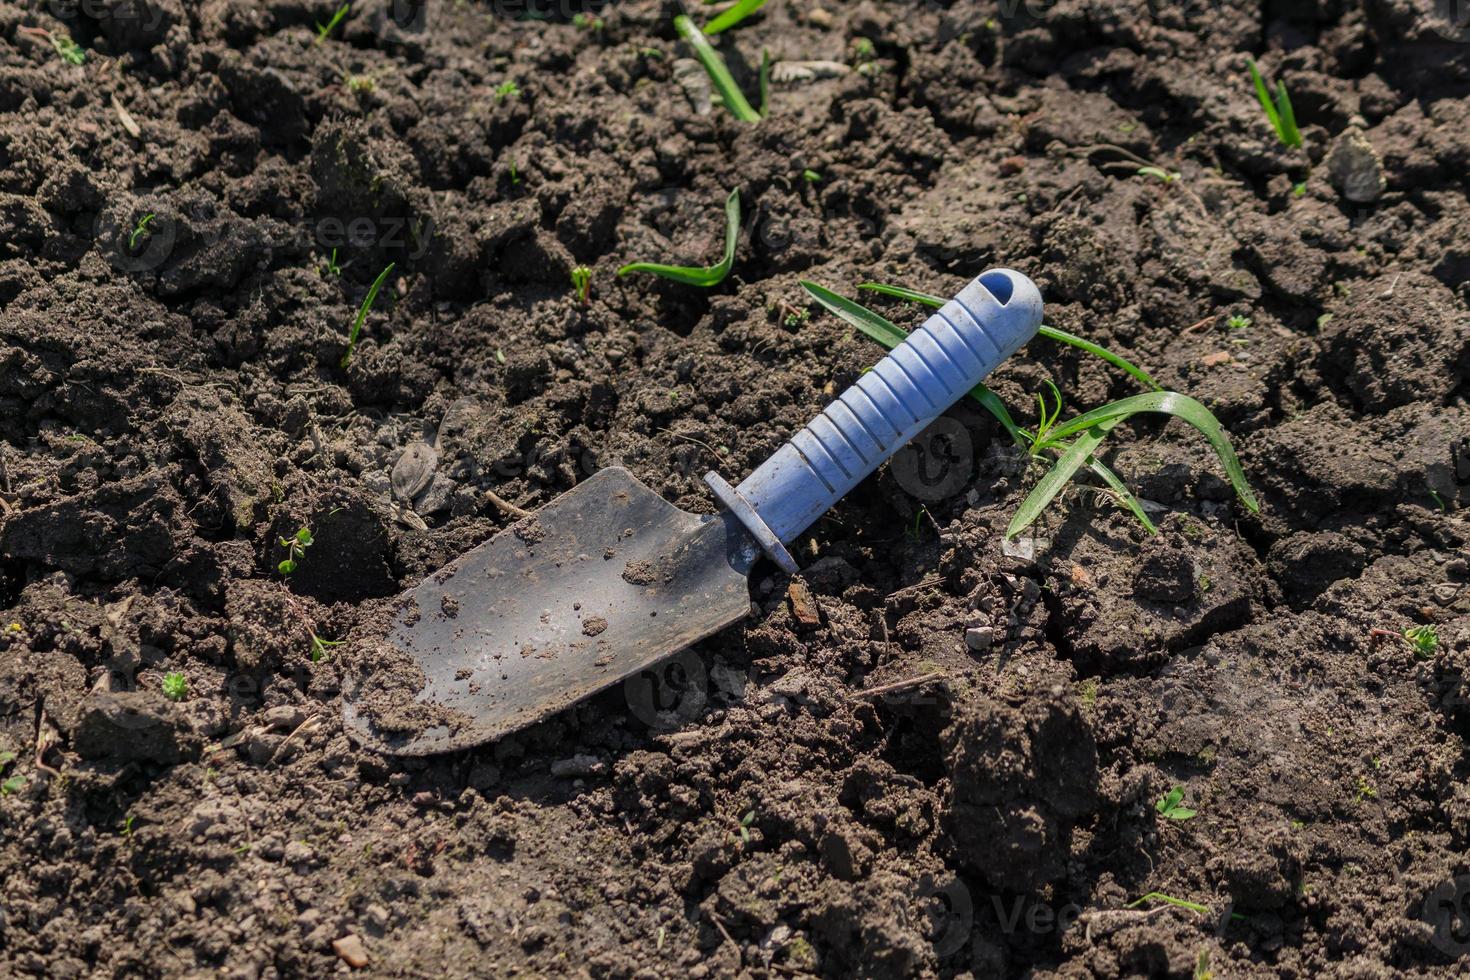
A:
[343,467,759,755]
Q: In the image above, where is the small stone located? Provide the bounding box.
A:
[965,627,997,651]
[283,841,315,865]
[1201,351,1233,367]
[807,7,833,27]
[332,934,370,969]
[1325,127,1386,203]
[787,579,822,628]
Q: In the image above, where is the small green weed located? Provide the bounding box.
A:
[802,169,822,183]
[1405,625,1439,658]
[1156,785,1198,821]
[495,79,521,101]
[20,27,87,64]
[619,188,740,287]
[571,265,592,304]
[129,213,156,250]
[735,808,757,843]
[315,3,350,45]
[162,672,187,702]
[1136,166,1181,184]
[573,11,604,31]
[323,248,342,277]
[1195,949,1213,980]
[1247,58,1302,148]
[1,774,24,796]
[278,527,314,575]
[1356,774,1377,801]
[122,814,136,838]
[310,633,344,663]
[1227,314,1251,330]
[1126,892,1211,914]
[340,262,394,368]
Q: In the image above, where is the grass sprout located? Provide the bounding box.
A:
[618,188,739,286]
[310,634,344,663]
[340,262,394,368]
[495,79,521,101]
[315,3,350,45]
[571,265,592,304]
[162,672,187,701]
[1155,785,1197,821]
[1247,58,1301,149]
[129,213,155,249]
[704,0,770,35]
[1126,892,1210,914]
[20,26,87,64]
[674,15,760,122]
[803,282,1260,539]
[1030,380,1064,454]
[1137,166,1181,184]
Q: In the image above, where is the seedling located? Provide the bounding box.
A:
[340,262,394,368]
[1126,892,1210,914]
[19,27,87,64]
[1292,181,1307,198]
[508,161,522,186]
[673,15,760,122]
[1227,314,1251,330]
[571,265,592,304]
[1137,166,1181,184]
[1247,58,1302,149]
[1405,625,1439,658]
[345,73,376,94]
[803,282,1257,539]
[853,37,877,61]
[618,188,740,287]
[734,808,757,843]
[315,3,350,45]
[278,527,314,575]
[495,79,521,101]
[1195,949,1213,980]
[802,169,822,183]
[323,248,342,276]
[1029,380,1063,455]
[573,11,604,31]
[310,633,344,663]
[162,672,187,701]
[1156,785,1198,821]
[121,814,136,838]
[704,0,770,34]
[129,213,156,250]
[1,774,24,796]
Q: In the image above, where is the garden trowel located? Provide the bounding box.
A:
[344,269,1042,755]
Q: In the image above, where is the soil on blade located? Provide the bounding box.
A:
[2,1,1469,978]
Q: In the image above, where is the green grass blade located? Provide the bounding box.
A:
[1007,423,1121,538]
[1126,892,1212,915]
[858,282,1160,390]
[972,383,1028,447]
[341,262,395,369]
[1247,59,1283,139]
[1087,457,1158,534]
[1037,326,1161,391]
[1275,80,1301,147]
[674,15,760,122]
[1042,391,1259,512]
[858,282,945,307]
[618,188,741,286]
[800,280,908,347]
[704,0,770,35]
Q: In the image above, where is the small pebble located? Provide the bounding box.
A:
[332,934,369,969]
[965,627,996,651]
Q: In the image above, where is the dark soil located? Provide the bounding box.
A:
[2,0,1469,977]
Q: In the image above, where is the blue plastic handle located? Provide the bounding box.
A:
[706,269,1043,572]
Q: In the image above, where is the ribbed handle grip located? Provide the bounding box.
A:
[707,269,1042,571]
